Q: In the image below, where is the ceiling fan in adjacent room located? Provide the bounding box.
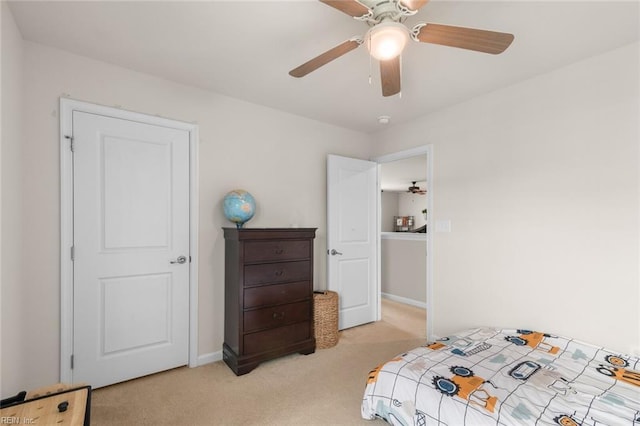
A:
[407,181,426,194]
[289,0,515,97]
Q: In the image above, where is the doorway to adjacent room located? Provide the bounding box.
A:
[376,146,432,339]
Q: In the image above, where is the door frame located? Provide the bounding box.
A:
[59,98,200,383]
[374,145,434,341]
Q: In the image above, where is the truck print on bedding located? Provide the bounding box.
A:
[362,328,640,425]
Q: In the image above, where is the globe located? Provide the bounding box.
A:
[223,189,256,228]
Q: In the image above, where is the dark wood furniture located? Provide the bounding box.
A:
[223,227,317,375]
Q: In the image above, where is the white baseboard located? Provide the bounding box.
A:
[382,292,427,310]
[194,350,222,367]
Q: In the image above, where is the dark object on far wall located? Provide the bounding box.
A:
[223,227,317,375]
[394,216,414,232]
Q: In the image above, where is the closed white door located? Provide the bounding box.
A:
[72,111,190,388]
[327,154,378,329]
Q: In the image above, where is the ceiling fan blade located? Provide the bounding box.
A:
[399,0,429,11]
[289,39,361,78]
[415,23,514,54]
[380,56,401,97]
[320,0,371,18]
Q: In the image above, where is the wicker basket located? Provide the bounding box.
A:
[313,291,339,349]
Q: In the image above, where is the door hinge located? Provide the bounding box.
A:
[70,354,74,369]
[70,245,75,261]
[65,135,74,152]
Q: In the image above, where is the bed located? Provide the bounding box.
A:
[361,327,640,425]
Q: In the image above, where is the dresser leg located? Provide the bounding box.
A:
[223,343,260,376]
[299,344,316,356]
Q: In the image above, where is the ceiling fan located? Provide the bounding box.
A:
[408,181,426,194]
[289,0,515,97]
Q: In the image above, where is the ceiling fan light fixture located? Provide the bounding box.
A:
[366,21,410,61]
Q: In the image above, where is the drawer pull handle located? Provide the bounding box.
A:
[275,270,284,277]
[272,312,285,320]
[275,248,284,254]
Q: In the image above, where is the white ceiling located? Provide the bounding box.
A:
[380,155,427,191]
[7,1,640,133]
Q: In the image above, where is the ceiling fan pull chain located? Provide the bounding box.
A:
[368,32,373,86]
[399,55,403,98]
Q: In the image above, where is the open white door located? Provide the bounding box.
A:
[72,111,190,388]
[327,154,377,329]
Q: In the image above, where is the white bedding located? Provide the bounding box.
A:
[362,327,640,425]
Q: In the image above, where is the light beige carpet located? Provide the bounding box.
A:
[91,299,426,425]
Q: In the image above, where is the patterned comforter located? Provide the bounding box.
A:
[361,328,640,425]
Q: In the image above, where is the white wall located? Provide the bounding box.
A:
[381,239,426,304]
[372,42,640,354]
[381,192,399,232]
[1,34,372,395]
[1,2,25,398]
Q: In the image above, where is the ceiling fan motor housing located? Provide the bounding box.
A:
[361,0,414,23]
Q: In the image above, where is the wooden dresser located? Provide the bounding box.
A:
[223,227,317,375]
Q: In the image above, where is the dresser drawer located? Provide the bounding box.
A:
[244,301,311,333]
[244,261,310,286]
[243,322,311,355]
[244,281,310,308]
[244,240,310,263]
